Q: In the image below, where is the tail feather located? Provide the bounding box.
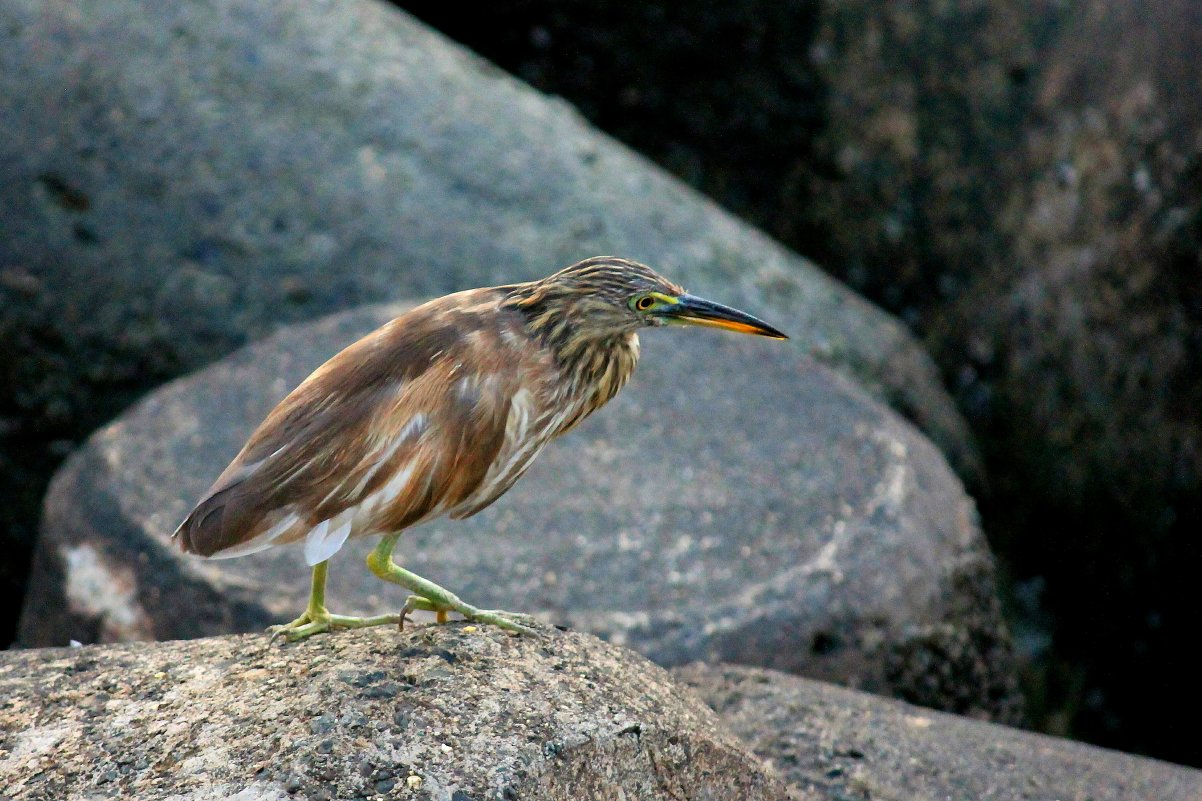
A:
[173,454,277,558]
[174,484,244,557]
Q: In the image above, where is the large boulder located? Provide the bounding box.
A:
[677,663,1202,801]
[19,302,1020,722]
[0,0,975,649]
[0,626,788,800]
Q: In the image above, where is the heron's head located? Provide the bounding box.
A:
[511,256,788,342]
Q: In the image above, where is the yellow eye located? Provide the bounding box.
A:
[635,295,656,311]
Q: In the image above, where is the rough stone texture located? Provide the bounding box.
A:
[677,663,1202,801]
[394,0,1202,763]
[0,626,788,800]
[19,302,1020,722]
[0,0,975,647]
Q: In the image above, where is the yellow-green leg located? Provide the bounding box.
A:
[366,533,539,636]
[268,560,401,642]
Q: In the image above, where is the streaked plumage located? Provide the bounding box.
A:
[173,256,786,639]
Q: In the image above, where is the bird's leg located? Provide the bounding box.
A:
[268,560,401,642]
[367,533,539,635]
[267,560,333,641]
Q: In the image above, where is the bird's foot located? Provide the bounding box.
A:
[268,610,330,642]
[268,608,403,643]
[400,595,541,636]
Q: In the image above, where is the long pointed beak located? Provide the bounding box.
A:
[661,294,788,339]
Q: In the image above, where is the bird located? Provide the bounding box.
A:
[173,256,787,641]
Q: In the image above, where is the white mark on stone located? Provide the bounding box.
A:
[864,430,910,518]
[805,521,846,580]
[61,543,153,641]
[563,609,654,646]
[357,144,387,184]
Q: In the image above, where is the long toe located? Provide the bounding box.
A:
[326,612,403,630]
[469,609,543,636]
[267,612,311,635]
[268,616,331,643]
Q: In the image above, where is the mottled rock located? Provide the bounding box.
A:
[0,0,975,647]
[677,663,1202,801]
[0,626,788,800]
[20,302,1019,721]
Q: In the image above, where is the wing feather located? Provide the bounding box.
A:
[173,290,530,558]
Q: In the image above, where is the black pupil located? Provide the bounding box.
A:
[638,297,653,309]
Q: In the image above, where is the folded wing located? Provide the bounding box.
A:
[173,292,524,562]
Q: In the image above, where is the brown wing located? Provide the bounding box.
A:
[173,289,526,557]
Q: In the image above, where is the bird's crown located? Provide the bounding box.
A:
[518,256,684,304]
[502,257,684,338]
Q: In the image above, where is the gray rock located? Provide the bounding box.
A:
[19,302,1020,721]
[0,0,976,638]
[677,663,1202,801]
[0,626,789,800]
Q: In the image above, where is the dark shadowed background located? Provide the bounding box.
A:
[2,0,1199,769]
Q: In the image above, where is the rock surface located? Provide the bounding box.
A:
[0,625,788,800]
[19,302,1020,722]
[677,663,1202,801]
[0,0,975,647]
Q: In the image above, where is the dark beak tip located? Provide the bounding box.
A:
[671,293,790,340]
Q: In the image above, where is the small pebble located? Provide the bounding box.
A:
[406,775,422,790]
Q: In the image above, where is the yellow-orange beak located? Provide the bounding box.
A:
[660,294,788,339]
